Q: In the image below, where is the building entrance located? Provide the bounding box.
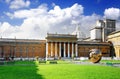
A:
[61,46,64,57]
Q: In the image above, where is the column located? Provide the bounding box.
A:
[119,49,120,58]
[26,47,28,58]
[20,47,23,60]
[68,42,70,58]
[13,46,15,58]
[59,42,61,57]
[0,47,1,57]
[10,46,12,57]
[55,42,57,57]
[32,47,34,59]
[64,42,66,57]
[46,42,48,61]
[14,46,17,57]
[75,43,78,57]
[51,42,53,57]
[2,46,4,57]
[72,43,74,57]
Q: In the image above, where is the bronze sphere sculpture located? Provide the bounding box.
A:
[89,49,102,63]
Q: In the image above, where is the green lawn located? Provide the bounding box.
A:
[37,60,120,79]
[0,61,43,79]
[0,60,120,79]
[100,60,120,63]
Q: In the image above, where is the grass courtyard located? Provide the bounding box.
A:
[0,60,120,79]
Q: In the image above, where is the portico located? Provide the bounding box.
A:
[46,33,78,58]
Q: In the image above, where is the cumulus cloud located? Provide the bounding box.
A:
[0,22,20,38]
[104,7,120,20]
[5,0,11,3]
[2,3,101,39]
[6,4,48,19]
[7,0,30,9]
[104,7,120,30]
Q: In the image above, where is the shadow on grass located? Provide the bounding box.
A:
[0,61,45,79]
[35,65,45,79]
[35,61,45,79]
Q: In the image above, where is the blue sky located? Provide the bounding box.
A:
[36,0,120,15]
[0,0,120,39]
[1,0,120,14]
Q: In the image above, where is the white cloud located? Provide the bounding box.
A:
[9,0,30,9]
[49,3,83,18]
[5,0,11,3]
[6,4,48,19]
[0,22,20,38]
[104,7,120,20]
[104,7,120,31]
[2,3,101,39]
[5,12,13,19]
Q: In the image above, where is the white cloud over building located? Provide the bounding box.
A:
[0,2,120,39]
[104,7,120,20]
[104,7,120,30]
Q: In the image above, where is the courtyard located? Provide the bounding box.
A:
[0,60,120,79]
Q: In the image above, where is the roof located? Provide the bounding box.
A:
[46,33,77,38]
[90,27,103,31]
[0,38,46,44]
[108,30,120,35]
[46,33,77,42]
[105,19,116,21]
[77,41,111,46]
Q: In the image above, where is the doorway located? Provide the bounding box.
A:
[61,46,64,57]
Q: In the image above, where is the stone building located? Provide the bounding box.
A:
[77,41,111,57]
[0,38,46,60]
[45,33,111,59]
[46,33,78,58]
[90,19,116,42]
[108,30,120,58]
[0,19,119,60]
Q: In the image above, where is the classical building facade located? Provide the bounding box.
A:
[0,38,46,60]
[78,41,111,57]
[0,33,112,60]
[108,30,120,58]
[90,19,116,42]
[0,19,119,60]
[45,33,111,59]
[46,33,78,58]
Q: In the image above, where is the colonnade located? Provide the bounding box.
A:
[46,42,78,58]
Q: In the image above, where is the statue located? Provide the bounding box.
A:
[89,49,102,63]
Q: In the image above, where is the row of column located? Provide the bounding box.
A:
[46,42,78,58]
[0,46,15,57]
[0,46,37,58]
